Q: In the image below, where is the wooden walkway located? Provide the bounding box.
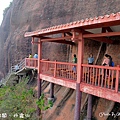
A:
[25,58,120,103]
[1,58,120,102]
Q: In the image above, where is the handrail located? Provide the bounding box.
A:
[82,64,120,70]
[40,60,77,66]
[0,58,26,86]
[1,58,120,94]
[82,64,120,93]
[40,60,77,80]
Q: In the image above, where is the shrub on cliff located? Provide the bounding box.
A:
[3,2,12,17]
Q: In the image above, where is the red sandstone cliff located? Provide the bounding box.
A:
[0,0,120,78]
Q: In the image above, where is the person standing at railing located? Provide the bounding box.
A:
[29,54,33,66]
[29,54,32,58]
[102,54,110,66]
[33,53,38,67]
[108,55,114,67]
[72,54,77,73]
[15,64,19,72]
[87,53,94,76]
[88,53,94,65]
[33,53,38,58]
[102,54,111,79]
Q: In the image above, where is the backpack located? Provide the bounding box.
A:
[109,58,114,67]
[111,61,114,67]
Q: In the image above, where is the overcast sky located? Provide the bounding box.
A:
[0,0,13,25]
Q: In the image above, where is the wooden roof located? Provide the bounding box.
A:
[25,12,120,37]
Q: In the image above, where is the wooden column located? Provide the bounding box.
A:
[50,83,54,98]
[87,94,92,120]
[74,31,84,120]
[50,60,56,99]
[37,38,42,116]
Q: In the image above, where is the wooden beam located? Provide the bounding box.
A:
[50,40,74,45]
[80,83,120,103]
[40,36,72,42]
[31,40,74,45]
[104,27,113,32]
[83,31,120,38]
[40,74,76,89]
[41,32,74,45]
[66,32,72,36]
[31,32,74,45]
[102,27,106,33]
[33,30,114,44]
[84,31,113,44]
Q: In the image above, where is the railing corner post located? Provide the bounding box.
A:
[115,67,119,92]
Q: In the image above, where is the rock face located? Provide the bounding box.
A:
[0,0,120,78]
[0,0,120,119]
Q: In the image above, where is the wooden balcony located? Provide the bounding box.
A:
[25,58,120,102]
[25,58,38,69]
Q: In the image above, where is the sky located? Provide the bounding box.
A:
[0,0,13,25]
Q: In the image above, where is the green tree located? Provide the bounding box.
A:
[36,94,53,119]
[0,77,37,120]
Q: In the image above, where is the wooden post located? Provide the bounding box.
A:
[50,83,54,98]
[87,94,92,120]
[74,31,84,120]
[50,60,56,100]
[54,60,57,77]
[115,66,119,92]
[37,38,42,116]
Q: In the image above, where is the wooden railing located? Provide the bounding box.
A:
[23,58,120,93]
[82,64,120,92]
[11,59,26,72]
[25,58,38,69]
[41,60,77,80]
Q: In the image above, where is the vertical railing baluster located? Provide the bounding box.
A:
[83,67,85,82]
[104,68,107,88]
[54,60,57,77]
[115,66,119,92]
[95,68,97,86]
[111,70,114,89]
[92,67,94,85]
[98,68,100,86]
[87,67,89,84]
[101,68,104,87]
[34,59,36,68]
[108,69,111,88]
[28,59,30,67]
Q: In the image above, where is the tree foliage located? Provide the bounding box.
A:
[0,76,54,120]
[36,94,53,111]
[0,77,36,120]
